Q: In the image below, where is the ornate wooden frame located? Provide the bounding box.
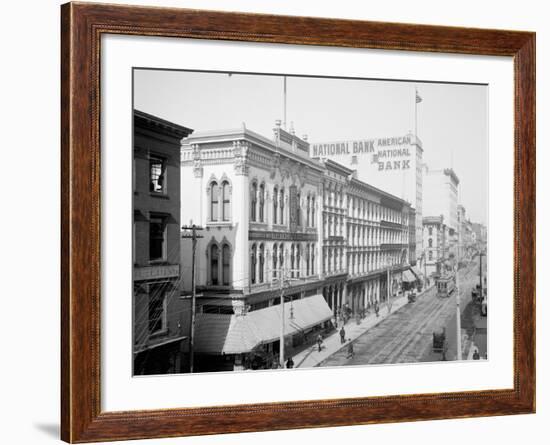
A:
[61,2,536,442]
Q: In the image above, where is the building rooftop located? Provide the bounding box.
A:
[134,109,194,139]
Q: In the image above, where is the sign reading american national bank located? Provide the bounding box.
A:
[311,134,413,171]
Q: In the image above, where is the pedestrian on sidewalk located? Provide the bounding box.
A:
[473,349,480,360]
[286,356,294,368]
[339,326,346,344]
[374,302,380,318]
[346,340,355,359]
[317,333,324,352]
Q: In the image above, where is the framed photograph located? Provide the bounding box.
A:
[61,2,535,442]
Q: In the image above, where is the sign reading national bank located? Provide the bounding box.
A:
[311,135,413,171]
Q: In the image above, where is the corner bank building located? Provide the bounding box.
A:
[181,123,417,372]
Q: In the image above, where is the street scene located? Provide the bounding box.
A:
[132,70,488,375]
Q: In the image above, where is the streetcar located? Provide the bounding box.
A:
[435,275,456,298]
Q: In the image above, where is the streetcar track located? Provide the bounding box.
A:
[320,265,480,367]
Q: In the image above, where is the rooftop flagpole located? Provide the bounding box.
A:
[283,76,287,130]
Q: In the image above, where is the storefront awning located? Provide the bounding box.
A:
[411,266,423,279]
[402,269,417,283]
[194,294,333,355]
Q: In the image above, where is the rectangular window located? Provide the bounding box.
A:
[149,155,167,193]
[149,216,166,261]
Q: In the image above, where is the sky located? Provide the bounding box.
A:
[134,69,487,224]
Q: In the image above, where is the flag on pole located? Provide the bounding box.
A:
[415,90,423,103]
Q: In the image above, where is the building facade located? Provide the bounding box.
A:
[133,110,193,375]
[180,123,329,372]
[310,131,424,265]
[423,166,460,260]
[422,215,447,278]
[180,122,417,372]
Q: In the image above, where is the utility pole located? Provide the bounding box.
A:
[455,260,462,360]
[181,224,204,373]
[423,250,427,288]
[274,264,297,368]
[386,260,392,313]
[479,250,484,299]
[279,269,286,368]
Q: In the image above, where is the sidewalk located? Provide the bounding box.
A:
[293,286,434,368]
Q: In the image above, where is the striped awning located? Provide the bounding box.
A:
[194,294,333,355]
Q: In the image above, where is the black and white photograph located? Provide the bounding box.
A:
[132,69,488,375]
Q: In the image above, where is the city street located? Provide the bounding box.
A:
[319,259,485,367]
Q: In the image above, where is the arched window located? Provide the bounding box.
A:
[250,182,257,221]
[306,244,310,275]
[306,196,310,227]
[279,189,284,224]
[222,181,231,221]
[296,193,301,226]
[222,244,231,286]
[428,227,433,236]
[296,244,301,278]
[259,244,265,283]
[250,244,257,284]
[279,243,284,271]
[290,244,295,278]
[259,183,265,223]
[210,244,219,285]
[210,181,219,221]
[428,238,433,248]
[311,196,315,227]
[272,244,278,279]
[273,186,278,224]
[311,244,315,275]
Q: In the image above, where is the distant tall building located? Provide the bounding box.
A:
[422,166,459,260]
[422,215,447,278]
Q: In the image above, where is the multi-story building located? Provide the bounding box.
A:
[408,207,417,266]
[471,222,488,250]
[180,122,330,372]
[310,130,424,265]
[423,166,460,259]
[320,160,351,317]
[344,176,413,312]
[180,122,417,372]
[422,215,447,278]
[133,110,194,375]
